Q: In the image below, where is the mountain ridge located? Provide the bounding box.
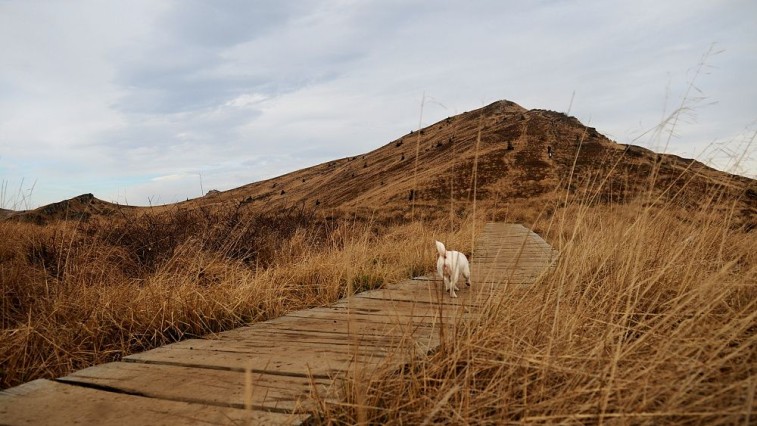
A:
[7,99,756,226]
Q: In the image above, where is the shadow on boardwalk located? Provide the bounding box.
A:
[0,223,558,425]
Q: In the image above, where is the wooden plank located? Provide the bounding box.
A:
[0,379,305,425]
[122,339,394,378]
[58,362,339,413]
[214,316,439,342]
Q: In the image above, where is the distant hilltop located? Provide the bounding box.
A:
[5,193,134,225]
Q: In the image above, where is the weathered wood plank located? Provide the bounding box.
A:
[122,339,395,379]
[58,362,339,413]
[0,379,305,425]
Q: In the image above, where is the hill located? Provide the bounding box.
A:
[8,99,756,228]
[5,193,134,225]
[180,100,756,227]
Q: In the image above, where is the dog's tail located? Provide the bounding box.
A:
[435,240,446,258]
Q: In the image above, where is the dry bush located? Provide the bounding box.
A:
[322,197,756,425]
[0,206,472,389]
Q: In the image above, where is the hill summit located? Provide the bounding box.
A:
[183,100,755,225]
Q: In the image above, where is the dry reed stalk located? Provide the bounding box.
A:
[471,114,482,254]
[411,92,426,221]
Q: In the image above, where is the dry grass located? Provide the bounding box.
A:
[1,171,754,425]
[317,192,756,425]
[0,205,473,389]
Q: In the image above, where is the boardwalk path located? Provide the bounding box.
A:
[0,223,558,425]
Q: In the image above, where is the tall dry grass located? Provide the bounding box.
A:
[319,190,756,424]
[0,206,474,389]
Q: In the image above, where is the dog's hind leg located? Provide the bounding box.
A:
[450,273,460,296]
[446,273,458,298]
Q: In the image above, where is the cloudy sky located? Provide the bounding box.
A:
[1,0,755,208]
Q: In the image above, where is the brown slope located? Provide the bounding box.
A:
[182,99,755,227]
[14,99,756,227]
[6,193,135,225]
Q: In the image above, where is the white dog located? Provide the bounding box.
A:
[435,240,471,298]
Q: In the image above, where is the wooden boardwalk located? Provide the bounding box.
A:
[0,223,558,425]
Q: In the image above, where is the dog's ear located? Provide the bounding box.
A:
[435,240,446,257]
